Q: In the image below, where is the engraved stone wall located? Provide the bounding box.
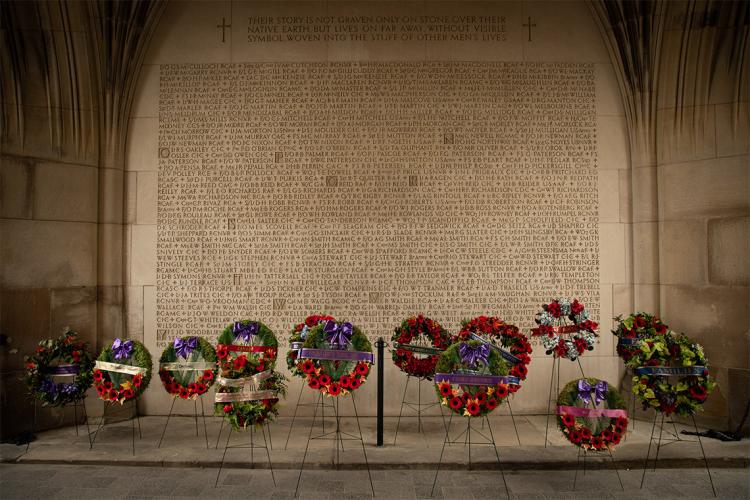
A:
[157,61,599,348]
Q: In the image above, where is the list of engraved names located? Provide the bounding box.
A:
[157,62,600,348]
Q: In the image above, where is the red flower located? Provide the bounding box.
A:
[93,370,103,382]
[449,397,463,410]
[602,429,614,442]
[634,315,646,329]
[574,337,588,354]
[580,428,592,440]
[475,391,487,404]
[132,374,142,388]
[355,363,370,376]
[495,383,509,399]
[300,360,316,374]
[25,361,37,370]
[622,328,636,339]
[591,436,604,450]
[350,377,362,390]
[569,430,583,444]
[36,346,45,353]
[340,375,352,389]
[510,364,528,379]
[571,300,584,315]
[223,404,233,414]
[196,383,207,394]
[179,388,190,399]
[318,374,331,386]
[308,377,321,390]
[108,389,119,401]
[203,370,214,380]
[104,381,113,390]
[615,417,628,431]
[486,398,498,411]
[121,389,135,400]
[689,385,707,401]
[328,383,341,396]
[96,385,106,396]
[561,414,575,428]
[216,345,228,359]
[611,432,622,445]
[547,301,562,318]
[655,323,668,335]
[438,382,453,397]
[466,401,480,416]
[233,355,247,370]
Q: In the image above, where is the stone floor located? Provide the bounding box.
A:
[1,409,748,498]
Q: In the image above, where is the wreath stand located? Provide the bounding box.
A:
[89,398,142,456]
[282,381,337,450]
[25,396,91,452]
[573,445,624,491]
[640,411,716,496]
[214,417,275,487]
[393,374,448,445]
[215,406,276,451]
[294,392,374,498]
[430,412,510,498]
[157,395,210,449]
[544,356,586,447]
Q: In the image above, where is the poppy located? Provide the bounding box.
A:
[223,404,233,413]
[561,414,576,428]
[495,383,509,399]
[355,363,369,376]
[202,370,214,380]
[689,385,707,401]
[438,382,453,397]
[580,428,592,440]
[328,383,341,396]
[340,375,352,389]
[308,378,321,390]
[318,374,331,386]
[449,397,463,410]
[466,401,481,416]
[485,398,498,411]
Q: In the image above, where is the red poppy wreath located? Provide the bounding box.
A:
[391,315,451,378]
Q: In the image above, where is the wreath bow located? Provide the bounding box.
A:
[459,343,490,368]
[112,338,134,360]
[233,321,258,342]
[324,320,353,349]
[577,379,607,406]
[174,336,198,359]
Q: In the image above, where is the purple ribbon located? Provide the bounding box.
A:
[577,379,607,406]
[112,338,134,360]
[459,343,490,368]
[44,365,80,375]
[233,321,258,342]
[174,336,198,359]
[434,373,520,386]
[298,348,374,363]
[324,320,353,349]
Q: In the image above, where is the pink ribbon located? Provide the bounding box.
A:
[556,405,628,418]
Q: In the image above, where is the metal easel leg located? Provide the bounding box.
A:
[653,412,665,471]
[260,422,276,486]
[393,374,410,445]
[692,415,717,497]
[573,446,582,490]
[82,398,92,446]
[90,401,109,449]
[215,417,225,449]
[215,426,233,487]
[194,398,199,436]
[608,448,624,491]
[484,413,510,498]
[430,412,453,497]
[131,401,137,456]
[351,394,375,496]
[200,396,209,449]
[284,382,305,450]
[544,357,558,447]
[640,412,659,489]
[507,399,522,446]
[295,392,321,498]
[157,397,177,448]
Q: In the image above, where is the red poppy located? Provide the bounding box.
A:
[203,370,214,380]
[461,392,470,404]
[108,389,119,401]
[689,385,707,401]
[300,360,316,374]
[511,363,528,379]
[438,382,452,397]
[328,383,341,396]
[318,374,331,386]
[196,383,207,394]
[655,323,668,335]
[611,432,622,445]
[561,414,575,428]
[216,345,228,359]
[602,429,614,442]
[36,346,45,353]
[308,378,321,390]
[495,383,509,399]
[93,370,103,382]
[486,398,498,411]
[96,385,105,396]
[449,397,463,410]
[179,388,190,399]
[615,416,628,430]
[569,430,583,443]
[223,404,233,413]
[475,391,487,404]
[350,377,362,390]
[580,428,592,440]
[104,381,113,390]
[355,363,369,376]
[339,375,352,389]
[233,355,247,370]
[121,389,135,400]
[634,315,646,329]
[591,436,604,450]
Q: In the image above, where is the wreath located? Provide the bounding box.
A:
[391,315,451,378]
[216,320,278,376]
[296,320,373,397]
[626,333,714,416]
[24,328,95,406]
[454,315,533,391]
[531,298,599,360]
[93,338,152,404]
[286,314,336,377]
[612,312,669,362]
[556,378,628,451]
[214,320,286,430]
[434,340,515,417]
[159,336,217,399]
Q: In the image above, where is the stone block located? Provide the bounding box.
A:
[618,169,631,223]
[634,284,660,314]
[631,166,657,222]
[599,223,626,284]
[716,102,750,157]
[597,115,629,170]
[708,216,749,285]
[612,284,634,318]
[131,63,159,118]
[0,288,50,372]
[595,62,625,116]
[136,170,157,224]
[143,285,156,347]
[34,162,97,222]
[125,171,137,224]
[1,220,97,288]
[124,286,145,341]
[632,221,658,284]
[659,155,749,221]
[98,223,123,287]
[50,286,97,345]
[657,105,716,165]
[598,169,619,223]
[661,284,749,369]
[0,155,33,219]
[99,167,124,224]
[98,285,124,347]
[131,224,157,285]
[659,220,707,285]
[125,118,158,171]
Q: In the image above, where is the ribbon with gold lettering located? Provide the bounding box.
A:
[95,360,147,376]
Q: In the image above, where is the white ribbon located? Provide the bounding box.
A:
[160,361,215,371]
[217,370,273,388]
[95,360,147,376]
[215,390,278,403]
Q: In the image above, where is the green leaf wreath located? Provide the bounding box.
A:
[286,314,336,377]
[24,328,95,406]
[159,336,217,399]
[93,339,152,404]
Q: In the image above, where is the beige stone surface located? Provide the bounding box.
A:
[98,167,124,224]
[125,118,158,171]
[49,286,97,344]
[130,224,157,285]
[595,62,624,116]
[659,220,707,285]
[618,168,631,223]
[632,221,658,284]
[0,288,51,371]
[596,114,629,170]
[599,223,626,283]
[34,162,97,222]
[136,170,157,224]
[97,223,123,287]
[124,286,145,341]
[633,284,660,314]
[97,285,124,346]
[131,63,159,118]
[0,156,32,219]
[0,220,97,288]
[708,216,750,286]
[598,169,619,223]
[715,102,750,157]
[657,105,716,165]
[124,171,138,224]
[659,155,750,221]
[612,283,633,317]
[631,166,657,222]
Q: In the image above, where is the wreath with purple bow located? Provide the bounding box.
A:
[158,336,217,399]
[93,338,152,404]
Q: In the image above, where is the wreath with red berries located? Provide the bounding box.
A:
[24,328,95,406]
[286,314,336,377]
[434,340,515,417]
[93,338,152,404]
[531,298,599,361]
[612,312,669,362]
[158,336,217,400]
[214,320,286,430]
[626,333,714,416]
[391,315,451,378]
[296,320,373,397]
[454,316,533,392]
[556,378,628,451]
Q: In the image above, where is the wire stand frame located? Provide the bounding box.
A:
[25,397,91,453]
[294,392,375,498]
[393,375,448,445]
[283,381,337,450]
[572,445,624,491]
[430,413,510,498]
[215,409,276,451]
[157,394,210,449]
[214,418,275,487]
[89,398,142,456]
[640,412,716,496]
[544,357,586,447]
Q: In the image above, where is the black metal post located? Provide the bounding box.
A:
[376,337,385,447]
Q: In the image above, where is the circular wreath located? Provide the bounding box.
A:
[454,315,533,391]
[286,314,336,378]
[556,378,628,451]
[216,320,278,376]
[93,338,152,403]
[296,320,373,397]
[24,328,95,406]
[391,315,451,378]
[159,336,217,399]
[626,333,714,416]
[531,298,599,360]
[612,312,669,362]
[434,340,512,417]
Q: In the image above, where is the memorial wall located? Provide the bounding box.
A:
[126,1,631,415]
